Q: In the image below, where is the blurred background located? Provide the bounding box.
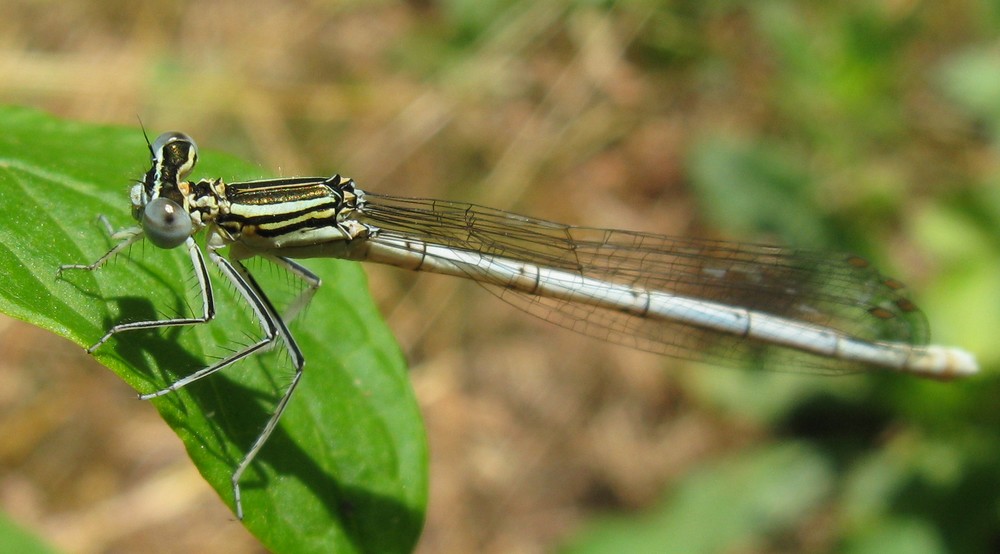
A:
[1,1,999,553]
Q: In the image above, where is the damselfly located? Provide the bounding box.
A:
[58,131,978,519]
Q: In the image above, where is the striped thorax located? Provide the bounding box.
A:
[131,131,369,257]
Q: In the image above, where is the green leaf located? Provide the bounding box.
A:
[843,517,946,554]
[0,106,427,554]
[687,136,831,248]
[0,513,60,554]
[562,443,833,554]
[935,47,1000,137]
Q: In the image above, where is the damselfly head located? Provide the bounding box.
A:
[134,132,199,208]
[130,131,200,248]
[151,131,199,181]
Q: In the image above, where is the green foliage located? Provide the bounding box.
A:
[0,107,427,554]
[562,443,834,554]
[558,2,1000,553]
[0,513,59,554]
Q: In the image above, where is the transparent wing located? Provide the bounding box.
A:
[358,192,929,373]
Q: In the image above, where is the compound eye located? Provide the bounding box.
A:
[151,131,196,153]
[151,132,199,181]
[142,197,192,249]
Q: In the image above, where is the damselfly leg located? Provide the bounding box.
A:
[58,229,305,520]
